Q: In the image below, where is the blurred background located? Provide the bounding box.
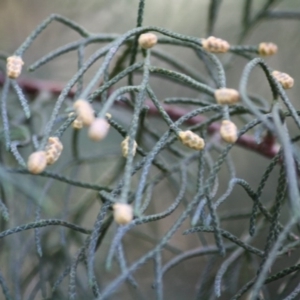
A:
[0,0,300,299]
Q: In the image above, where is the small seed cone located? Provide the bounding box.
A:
[178,130,205,150]
[45,137,63,165]
[220,120,238,143]
[105,113,112,119]
[27,151,47,174]
[7,56,24,79]
[72,118,83,129]
[202,36,230,53]
[88,118,110,141]
[121,136,138,157]
[272,70,294,89]
[73,99,95,126]
[69,112,83,129]
[113,203,133,225]
[214,88,240,105]
[138,33,158,49]
[258,42,278,56]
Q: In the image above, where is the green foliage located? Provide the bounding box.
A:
[1,0,300,299]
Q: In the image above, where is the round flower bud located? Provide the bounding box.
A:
[202,36,230,53]
[88,118,110,141]
[258,42,278,56]
[113,203,133,225]
[6,56,24,79]
[73,99,95,126]
[220,120,238,143]
[178,130,205,150]
[121,136,138,158]
[27,151,47,174]
[214,88,239,105]
[44,137,63,165]
[138,33,158,49]
[272,70,294,89]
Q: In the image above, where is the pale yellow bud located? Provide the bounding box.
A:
[88,118,110,141]
[178,130,205,150]
[220,120,238,143]
[72,118,83,129]
[113,203,133,225]
[68,112,83,130]
[73,99,95,126]
[258,42,278,56]
[6,56,24,79]
[202,36,230,53]
[138,33,158,49]
[27,151,47,174]
[44,137,63,165]
[121,136,138,158]
[272,70,294,89]
[214,88,240,105]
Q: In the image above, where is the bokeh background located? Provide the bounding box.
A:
[0,1,300,299]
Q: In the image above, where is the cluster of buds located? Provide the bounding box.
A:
[73,99,95,126]
[220,120,238,144]
[138,33,158,49]
[44,137,63,165]
[121,136,138,158]
[271,70,294,89]
[6,56,24,79]
[214,88,240,105]
[72,100,111,141]
[258,42,278,56]
[113,203,133,225]
[202,36,230,53]
[178,130,205,150]
[27,137,63,174]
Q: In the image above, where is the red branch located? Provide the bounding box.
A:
[0,74,279,159]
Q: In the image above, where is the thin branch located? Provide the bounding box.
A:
[0,74,280,159]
